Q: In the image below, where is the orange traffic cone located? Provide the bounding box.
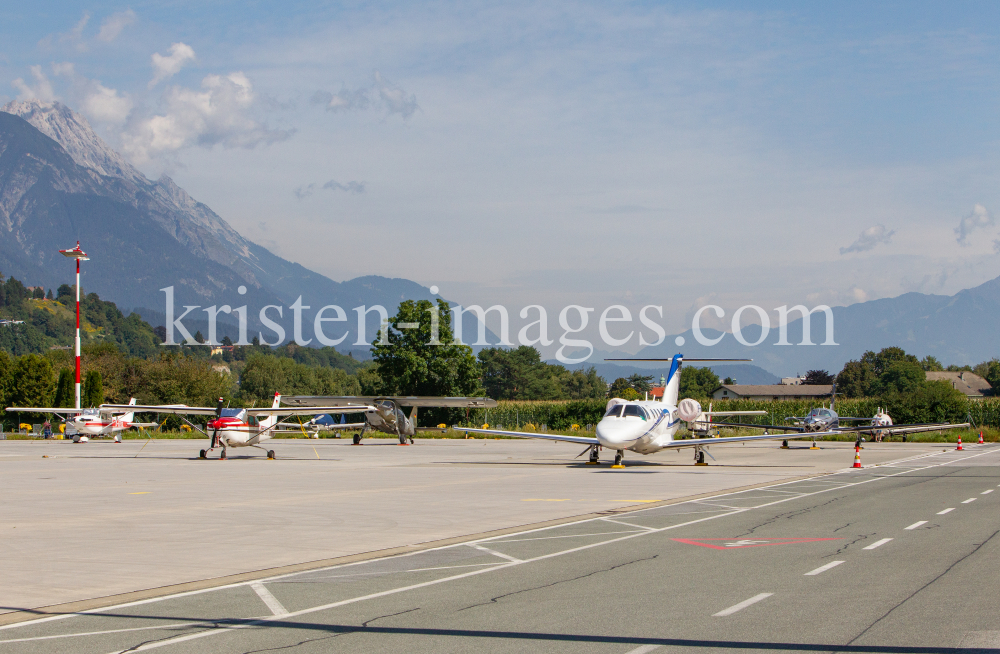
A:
[978,432,984,445]
[852,446,862,468]
[956,437,963,451]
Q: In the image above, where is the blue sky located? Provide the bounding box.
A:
[2,1,999,342]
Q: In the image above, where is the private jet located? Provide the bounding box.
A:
[101,393,375,459]
[5,399,157,442]
[281,396,498,445]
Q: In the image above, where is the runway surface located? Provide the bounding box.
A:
[1,442,997,653]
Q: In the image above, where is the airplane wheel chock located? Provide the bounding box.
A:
[694,450,708,466]
[611,451,624,469]
[267,450,275,460]
[781,440,789,449]
[199,450,207,459]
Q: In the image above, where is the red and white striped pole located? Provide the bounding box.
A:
[59,242,89,410]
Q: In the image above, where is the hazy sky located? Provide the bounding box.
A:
[2,1,1000,344]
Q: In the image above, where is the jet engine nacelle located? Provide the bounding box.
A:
[678,399,702,422]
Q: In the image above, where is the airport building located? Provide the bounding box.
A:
[711,384,835,401]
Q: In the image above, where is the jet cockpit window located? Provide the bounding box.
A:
[623,405,646,420]
[604,405,623,418]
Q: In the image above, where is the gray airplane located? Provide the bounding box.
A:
[281,396,498,445]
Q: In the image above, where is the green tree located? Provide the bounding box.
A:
[921,355,944,371]
[0,350,13,425]
[54,368,74,407]
[626,373,654,394]
[608,377,632,398]
[679,367,720,399]
[372,300,481,424]
[803,370,834,385]
[82,370,103,407]
[11,354,55,418]
[976,359,1000,396]
[873,360,924,395]
[836,359,876,397]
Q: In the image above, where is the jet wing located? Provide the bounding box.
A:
[283,396,498,408]
[664,431,822,448]
[246,406,374,417]
[458,427,599,445]
[703,410,768,417]
[711,422,806,433]
[5,407,87,415]
[834,422,970,435]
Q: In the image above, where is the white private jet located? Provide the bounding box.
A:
[101,393,376,459]
[5,399,157,442]
[460,355,968,467]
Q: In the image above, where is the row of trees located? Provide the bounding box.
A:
[835,347,1000,398]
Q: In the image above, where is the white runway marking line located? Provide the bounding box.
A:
[905,521,927,530]
[938,508,955,514]
[2,446,984,650]
[713,593,773,617]
[469,543,523,563]
[863,538,893,550]
[250,582,287,616]
[982,490,994,495]
[601,517,657,532]
[804,561,844,576]
[624,646,662,654]
[962,498,977,504]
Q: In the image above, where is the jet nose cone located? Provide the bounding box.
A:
[596,420,642,448]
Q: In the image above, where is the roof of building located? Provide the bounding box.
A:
[713,384,834,397]
[925,371,992,396]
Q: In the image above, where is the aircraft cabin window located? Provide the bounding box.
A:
[605,405,624,418]
[623,405,645,419]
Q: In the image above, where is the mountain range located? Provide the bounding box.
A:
[0,100,441,340]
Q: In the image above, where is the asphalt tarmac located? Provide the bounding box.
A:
[1,442,997,653]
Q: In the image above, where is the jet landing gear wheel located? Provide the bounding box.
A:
[611,450,624,469]
[220,448,227,460]
[353,433,362,445]
[267,450,275,460]
[398,433,408,445]
[781,440,789,449]
[199,449,207,459]
[694,449,708,466]
[587,447,600,465]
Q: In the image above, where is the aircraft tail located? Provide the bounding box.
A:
[258,392,281,430]
[663,354,683,406]
[120,397,137,423]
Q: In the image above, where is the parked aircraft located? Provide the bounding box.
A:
[281,396,498,445]
[5,399,157,442]
[274,413,365,438]
[101,394,375,459]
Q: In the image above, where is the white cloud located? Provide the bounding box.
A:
[149,42,196,88]
[55,13,91,52]
[839,224,895,254]
[12,65,56,102]
[97,10,136,43]
[52,62,132,126]
[311,70,417,118]
[124,72,292,162]
[955,204,995,245]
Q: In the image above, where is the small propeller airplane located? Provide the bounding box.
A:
[101,393,375,459]
[281,396,498,445]
[459,355,970,467]
[274,413,366,438]
[5,399,158,443]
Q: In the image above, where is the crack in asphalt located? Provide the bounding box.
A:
[832,522,854,533]
[236,608,420,653]
[456,555,659,613]
[844,528,1000,649]
[737,497,843,536]
[825,534,877,558]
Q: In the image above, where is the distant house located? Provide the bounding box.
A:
[925,371,992,397]
[711,384,834,401]
[781,376,805,385]
[210,345,236,356]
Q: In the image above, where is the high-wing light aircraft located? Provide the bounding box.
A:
[460,355,969,467]
[281,396,498,445]
[101,393,375,459]
[5,399,157,442]
[274,413,366,438]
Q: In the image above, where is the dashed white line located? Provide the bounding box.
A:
[250,583,287,617]
[713,593,773,616]
[938,508,955,515]
[982,490,994,495]
[905,521,927,530]
[804,561,844,576]
[962,498,977,504]
[624,646,662,654]
[863,538,893,550]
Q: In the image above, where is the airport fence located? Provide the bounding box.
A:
[457,397,1000,431]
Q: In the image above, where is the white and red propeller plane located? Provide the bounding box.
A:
[460,355,970,467]
[5,398,158,442]
[101,393,374,459]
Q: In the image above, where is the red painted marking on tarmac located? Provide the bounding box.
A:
[671,537,842,550]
